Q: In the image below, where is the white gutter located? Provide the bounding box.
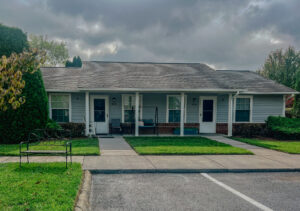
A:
[76,88,246,93]
[45,89,298,95]
[241,91,299,95]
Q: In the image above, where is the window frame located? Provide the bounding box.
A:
[49,93,72,123]
[233,95,253,123]
[121,94,143,123]
[166,95,187,123]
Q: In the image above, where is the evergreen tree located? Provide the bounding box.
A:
[0,70,49,143]
[65,56,82,67]
[0,24,48,143]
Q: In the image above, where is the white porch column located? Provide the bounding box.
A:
[85,91,89,136]
[180,92,185,136]
[282,95,286,117]
[228,93,233,136]
[135,92,139,136]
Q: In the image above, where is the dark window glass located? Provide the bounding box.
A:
[52,109,69,122]
[169,110,181,123]
[236,110,250,122]
[202,100,213,122]
[94,99,105,122]
[235,98,250,122]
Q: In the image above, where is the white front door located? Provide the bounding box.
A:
[90,96,109,134]
[199,96,217,133]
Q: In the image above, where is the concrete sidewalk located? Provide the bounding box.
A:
[1,136,300,172]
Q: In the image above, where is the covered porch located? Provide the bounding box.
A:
[83,90,237,137]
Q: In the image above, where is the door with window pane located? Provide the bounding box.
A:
[200,97,216,133]
[91,96,109,134]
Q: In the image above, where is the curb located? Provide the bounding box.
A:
[89,168,300,174]
[74,170,92,211]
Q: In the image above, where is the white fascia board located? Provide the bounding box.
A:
[241,91,299,95]
[76,88,246,93]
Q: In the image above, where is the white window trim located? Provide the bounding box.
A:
[166,95,187,123]
[49,93,72,122]
[121,94,143,123]
[233,95,253,123]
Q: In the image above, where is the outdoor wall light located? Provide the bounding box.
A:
[112,97,117,105]
[192,98,197,105]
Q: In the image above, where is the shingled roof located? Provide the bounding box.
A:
[41,61,297,94]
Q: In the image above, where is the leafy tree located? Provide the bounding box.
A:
[0,24,28,57]
[65,56,82,67]
[258,47,300,89]
[258,46,300,116]
[29,34,69,66]
[0,49,46,111]
[293,71,300,117]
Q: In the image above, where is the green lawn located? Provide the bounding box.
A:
[0,138,99,156]
[232,137,300,154]
[0,163,82,211]
[124,136,252,155]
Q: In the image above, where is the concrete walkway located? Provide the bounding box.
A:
[2,136,300,172]
[202,135,287,156]
[99,137,137,156]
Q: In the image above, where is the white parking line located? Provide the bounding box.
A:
[201,173,273,211]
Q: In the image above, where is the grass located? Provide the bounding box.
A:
[124,136,252,155]
[0,138,99,156]
[0,162,82,211]
[232,137,300,154]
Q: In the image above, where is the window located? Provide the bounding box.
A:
[50,94,70,122]
[167,95,186,123]
[235,97,252,122]
[122,95,142,123]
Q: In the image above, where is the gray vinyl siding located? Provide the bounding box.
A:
[252,95,283,122]
[71,93,85,123]
[216,95,228,123]
[108,93,122,120]
[66,92,284,124]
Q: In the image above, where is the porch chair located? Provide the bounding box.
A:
[111,119,122,134]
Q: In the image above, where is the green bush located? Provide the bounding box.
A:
[46,119,62,130]
[233,123,267,138]
[266,116,300,140]
[0,70,49,144]
[59,122,85,138]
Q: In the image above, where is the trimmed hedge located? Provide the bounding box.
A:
[233,123,267,138]
[59,122,85,138]
[266,116,300,140]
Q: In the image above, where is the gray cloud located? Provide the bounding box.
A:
[0,0,299,69]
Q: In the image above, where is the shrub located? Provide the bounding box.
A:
[0,70,49,144]
[46,119,62,130]
[59,122,85,138]
[233,123,267,138]
[266,116,300,140]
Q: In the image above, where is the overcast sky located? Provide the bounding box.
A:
[0,0,299,70]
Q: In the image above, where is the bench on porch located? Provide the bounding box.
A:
[139,119,157,134]
[20,129,72,168]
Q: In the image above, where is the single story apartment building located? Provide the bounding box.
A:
[41,62,297,136]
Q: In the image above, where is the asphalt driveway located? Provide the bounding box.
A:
[90,172,300,211]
